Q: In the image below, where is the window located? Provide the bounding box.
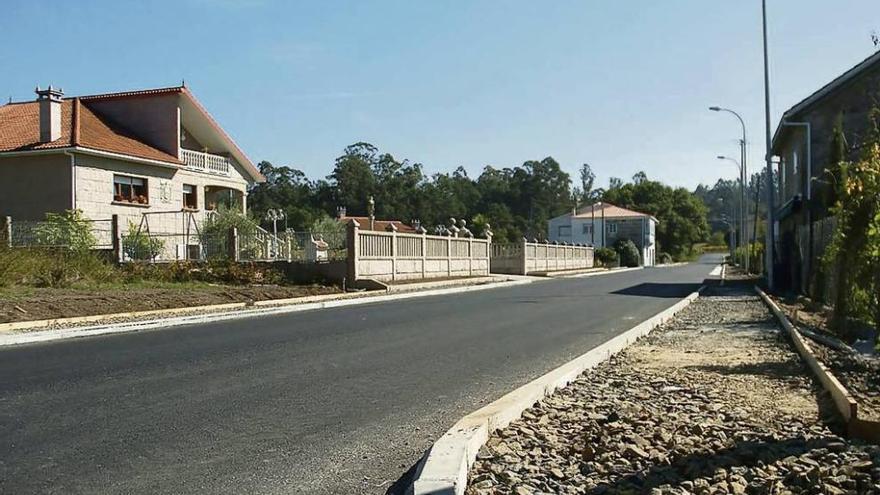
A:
[557,225,572,237]
[582,224,593,235]
[113,175,148,204]
[607,222,617,234]
[183,184,198,210]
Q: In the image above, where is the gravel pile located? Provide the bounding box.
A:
[467,285,880,495]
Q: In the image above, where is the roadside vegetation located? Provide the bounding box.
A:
[248,145,713,259]
[823,110,880,337]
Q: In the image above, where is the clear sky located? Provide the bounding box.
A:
[3,1,879,190]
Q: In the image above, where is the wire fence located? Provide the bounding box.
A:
[1,216,348,264]
[5,218,115,250]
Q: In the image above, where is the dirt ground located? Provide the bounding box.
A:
[0,284,340,324]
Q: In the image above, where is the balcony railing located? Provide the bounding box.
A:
[180,148,232,176]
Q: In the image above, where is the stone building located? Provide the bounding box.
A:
[771,50,880,295]
[547,202,657,266]
[0,85,265,246]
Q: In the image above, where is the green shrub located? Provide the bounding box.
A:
[595,247,619,267]
[658,252,673,264]
[122,221,166,261]
[34,209,96,251]
[0,246,114,288]
[614,239,641,267]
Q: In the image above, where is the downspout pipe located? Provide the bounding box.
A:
[781,120,812,294]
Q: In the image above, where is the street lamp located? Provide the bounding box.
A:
[266,208,286,257]
[717,155,743,266]
[709,106,749,273]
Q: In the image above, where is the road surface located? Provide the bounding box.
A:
[0,254,721,494]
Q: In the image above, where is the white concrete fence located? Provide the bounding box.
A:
[346,219,491,283]
[491,240,594,275]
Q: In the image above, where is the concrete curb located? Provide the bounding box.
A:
[554,266,643,279]
[754,286,859,423]
[411,283,709,495]
[0,278,534,347]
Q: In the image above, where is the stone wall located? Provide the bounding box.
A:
[348,222,491,283]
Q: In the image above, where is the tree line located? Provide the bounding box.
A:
[248,142,713,258]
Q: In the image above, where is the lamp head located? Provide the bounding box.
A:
[709,106,722,112]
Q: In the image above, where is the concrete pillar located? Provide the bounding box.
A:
[347,219,360,285]
[111,214,123,263]
[227,227,240,262]
[1,216,11,248]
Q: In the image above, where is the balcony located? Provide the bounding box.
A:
[180,148,232,176]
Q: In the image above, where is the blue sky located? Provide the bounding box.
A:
[3,1,879,190]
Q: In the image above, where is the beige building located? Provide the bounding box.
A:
[0,85,264,240]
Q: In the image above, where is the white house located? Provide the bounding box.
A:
[547,202,657,266]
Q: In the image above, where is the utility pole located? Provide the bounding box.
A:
[762,0,776,288]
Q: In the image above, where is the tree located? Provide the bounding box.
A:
[577,163,598,204]
[329,142,378,215]
[603,173,709,259]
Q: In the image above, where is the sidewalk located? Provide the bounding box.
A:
[467,284,877,495]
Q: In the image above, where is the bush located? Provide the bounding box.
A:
[0,246,114,288]
[122,221,166,261]
[595,247,618,267]
[658,252,673,265]
[34,209,96,251]
[614,239,641,267]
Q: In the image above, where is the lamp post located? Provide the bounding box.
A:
[709,106,749,272]
[762,0,776,288]
[717,155,743,267]
[266,208,285,257]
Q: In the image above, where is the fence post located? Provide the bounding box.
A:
[389,223,398,281]
[286,233,292,262]
[111,214,123,263]
[520,239,528,275]
[447,236,452,277]
[1,216,11,248]
[227,227,240,262]
[421,231,427,279]
[347,219,360,285]
[467,236,473,276]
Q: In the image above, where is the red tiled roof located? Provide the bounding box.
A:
[0,98,180,164]
[574,202,657,221]
[338,216,417,232]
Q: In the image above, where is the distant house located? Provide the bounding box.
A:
[547,202,657,266]
[771,50,880,295]
[335,207,417,233]
[0,85,265,234]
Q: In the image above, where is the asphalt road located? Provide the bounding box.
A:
[0,254,721,495]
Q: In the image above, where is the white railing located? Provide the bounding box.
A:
[349,221,491,282]
[180,149,232,176]
[491,240,594,275]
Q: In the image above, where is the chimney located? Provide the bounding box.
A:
[36,85,64,143]
[336,205,347,219]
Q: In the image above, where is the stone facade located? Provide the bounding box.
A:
[72,153,249,234]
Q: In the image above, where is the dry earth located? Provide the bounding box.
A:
[467,283,879,495]
[0,284,340,323]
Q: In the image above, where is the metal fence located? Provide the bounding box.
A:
[4,218,114,250]
[1,215,347,264]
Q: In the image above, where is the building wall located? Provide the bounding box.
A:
[0,154,72,220]
[773,60,880,294]
[86,94,181,157]
[72,153,248,235]
[548,214,656,265]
